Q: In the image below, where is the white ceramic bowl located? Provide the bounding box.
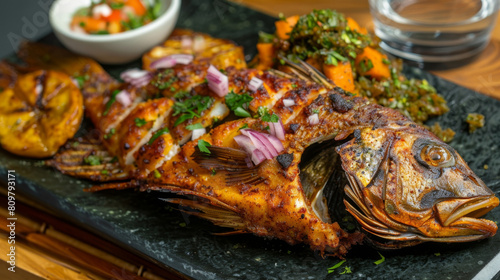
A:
[49,0,181,64]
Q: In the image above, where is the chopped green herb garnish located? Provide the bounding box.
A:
[173,94,213,126]
[149,127,170,145]
[234,107,252,118]
[434,252,441,256]
[257,106,279,123]
[174,90,190,99]
[73,74,89,88]
[211,169,216,175]
[134,118,147,127]
[93,30,110,35]
[327,260,346,274]
[79,21,86,27]
[103,90,120,116]
[197,139,211,154]
[153,169,162,178]
[225,91,253,117]
[124,14,143,29]
[101,170,109,175]
[109,2,124,9]
[186,123,204,130]
[72,141,80,147]
[359,58,374,73]
[312,109,319,114]
[239,124,249,130]
[324,50,347,66]
[84,155,101,166]
[418,80,434,91]
[382,58,391,65]
[152,76,177,90]
[103,128,115,140]
[151,0,162,18]
[179,222,187,227]
[340,266,352,274]
[374,252,385,265]
[110,156,118,163]
[391,68,401,89]
[258,31,275,43]
[291,84,297,88]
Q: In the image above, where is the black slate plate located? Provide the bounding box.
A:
[1,1,500,279]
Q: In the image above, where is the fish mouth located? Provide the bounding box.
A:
[435,195,499,232]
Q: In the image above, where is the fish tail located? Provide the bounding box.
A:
[150,185,248,231]
[46,137,130,182]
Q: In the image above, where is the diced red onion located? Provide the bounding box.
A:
[259,132,284,154]
[193,36,205,52]
[308,113,319,125]
[238,129,284,164]
[115,90,132,107]
[181,36,193,49]
[268,120,275,136]
[251,149,266,166]
[92,4,112,19]
[120,68,153,88]
[248,77,263,92]
[206,65,229,97]
[150,54,194,69]
[170,54,193,65]
[191,128,206,141]
[35,83,43,95]
[150,56,177,69]
[234,135,266,165]
[283,99,295,107]
[250,130,279,157]
[268,118,285,140]
[242,129,277,159]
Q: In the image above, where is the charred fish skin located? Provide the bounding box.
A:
[17,32,499,256]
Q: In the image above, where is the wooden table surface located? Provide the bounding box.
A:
[235,0,500,100]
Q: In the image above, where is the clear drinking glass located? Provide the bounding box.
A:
[369,0,500,69]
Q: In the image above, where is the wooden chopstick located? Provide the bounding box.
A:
[0,192,187,280]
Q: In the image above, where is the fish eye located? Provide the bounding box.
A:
[420,144,455,168]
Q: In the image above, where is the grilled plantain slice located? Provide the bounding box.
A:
[0,70,83,158]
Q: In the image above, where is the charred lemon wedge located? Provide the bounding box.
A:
[0,70,83,158]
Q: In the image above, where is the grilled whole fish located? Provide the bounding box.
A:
[17,32,499,257]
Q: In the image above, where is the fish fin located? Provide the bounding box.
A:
[277,54,335,89]
[300,144,339,223]
[191,146,265,186]
[150,185,247,230]
[46,138,129,182]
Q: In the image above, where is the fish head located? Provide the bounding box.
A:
[337,125,499,247]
